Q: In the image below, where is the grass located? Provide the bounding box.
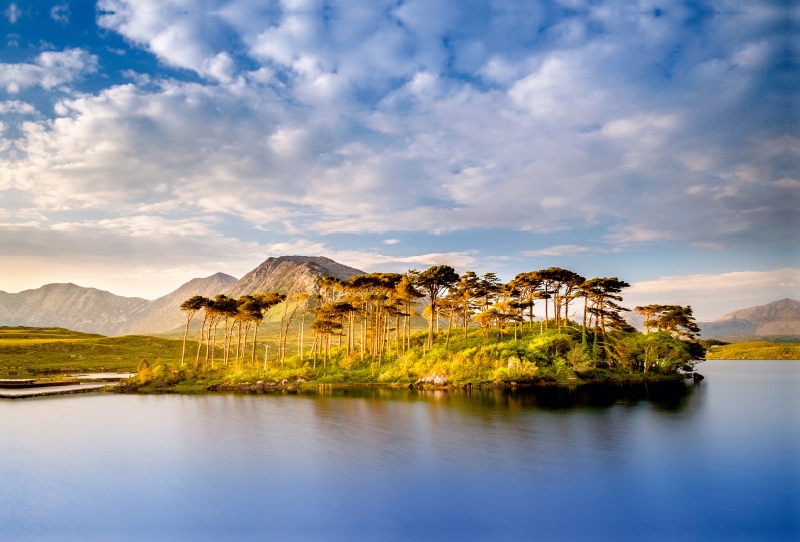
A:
[2,324,698,390]
[122,324,696,392]
[705,341,800,360]
[0,326,185,377]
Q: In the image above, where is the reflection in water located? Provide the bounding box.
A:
[237,378,697,410]
[0,361,795,542]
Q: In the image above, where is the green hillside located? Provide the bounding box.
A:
[0,326,184,376]
[706,341,800,360]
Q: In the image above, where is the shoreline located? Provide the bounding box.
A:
[115,371,697,395]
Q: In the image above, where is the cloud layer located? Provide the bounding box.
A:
[0,0,796,308]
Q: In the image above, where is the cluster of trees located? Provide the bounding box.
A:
[633,304,701,339]
[179,292,292,368]
[180,264,702,371]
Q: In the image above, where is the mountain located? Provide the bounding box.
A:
[224,256,363,298]
[0,283,149,336]
[699,299,800,340]
[0,256,364,336]
[125,272,238,334]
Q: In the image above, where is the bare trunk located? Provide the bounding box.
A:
[181,315,191,366]
[195,315,207,367]
[251,322,259,366]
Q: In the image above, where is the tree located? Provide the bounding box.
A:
[634,304,668,333]
[180,296,208,366]
[451,271,480,338]
[658,305,700,340]
[508,271,543,329]
[251,293,285,366]
[393,274,423,352]
[411,265,460,349]
[582,277,631,361]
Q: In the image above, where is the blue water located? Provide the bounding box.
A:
[1,360,797,541]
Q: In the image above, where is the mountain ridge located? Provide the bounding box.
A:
[0,256,364,335]
[699,298,800,339]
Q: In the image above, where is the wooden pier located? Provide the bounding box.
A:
[0,373,133,399]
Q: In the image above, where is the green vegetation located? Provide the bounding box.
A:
[0,326,183,377]
[706,341,800,360]
[4,265,710,390]
[124,323,698,392]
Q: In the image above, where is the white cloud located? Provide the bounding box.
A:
[0,100,37,115]
[0,49,97,93]
[0,0,791,298]
[523,245,591,257]
[4,3,21,24]
[625,268,800,320]
[628,268,800,295]
[50,4,70,23]
[97,0,238,82]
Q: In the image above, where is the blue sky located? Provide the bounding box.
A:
[0,0,796,318]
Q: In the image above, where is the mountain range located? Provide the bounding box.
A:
[697,298,800,340]
[1,257,797,340]
[0,256,363,336]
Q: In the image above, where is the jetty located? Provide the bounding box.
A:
[0,373,134,399]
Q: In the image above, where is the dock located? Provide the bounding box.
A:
[0,373,134,399]
[0,383,109,399]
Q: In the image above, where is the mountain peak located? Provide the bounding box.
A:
[0,256,363,336]
[224,256,364,298]
[701,298,800,339]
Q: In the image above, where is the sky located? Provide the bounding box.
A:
[0,0,796,320]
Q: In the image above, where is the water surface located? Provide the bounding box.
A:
[1,360,797,541]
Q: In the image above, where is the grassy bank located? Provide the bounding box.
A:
[1,325,701,389]
[0,326,183,377]
[706,341,800,360]
[124,325,698,392]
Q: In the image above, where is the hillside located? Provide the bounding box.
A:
[224,256,363,298]
[699,299,800,340]
[125,273,238,334]
[706,341,800,360]
[0,283,149,336]
[0,256,363,336]
[0,326,183,377]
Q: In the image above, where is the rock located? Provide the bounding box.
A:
[693,373,705,381]
[415,373,448,387]
[297,378,306,384]
[256,381,265,389]
[280,379,288,386]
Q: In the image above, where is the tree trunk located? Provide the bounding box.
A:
[251,322,259,366]
[181,314,191,366]
[544,288,549,330]
[195,315,207,367]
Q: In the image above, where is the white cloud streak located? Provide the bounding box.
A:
[0,49,97,93]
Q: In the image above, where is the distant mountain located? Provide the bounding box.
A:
[224,256,363,298]
[125,272,238,334]
[699,298,800,340]
[0,256,364,336]
[0,283,149,336]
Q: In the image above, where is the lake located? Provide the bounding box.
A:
[1,360,797,541]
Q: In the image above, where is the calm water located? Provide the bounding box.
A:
[1,360,798,541]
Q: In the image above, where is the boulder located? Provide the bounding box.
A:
[415,373,449,387]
